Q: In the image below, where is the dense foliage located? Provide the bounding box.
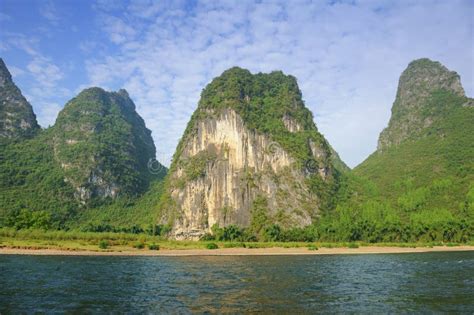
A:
[204,194,474,243]
[53,88,164,199]
[0,88,167,231]
[0,131,78,229]
[352,87,474,242]
[355,90,473,213]
[1,62,473,244]
[70,180,168,232]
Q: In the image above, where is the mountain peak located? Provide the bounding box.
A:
[0,58,40,139]
[53,87,163,203]
[159,68,346,240]
[0,58,13,86]
[377,59,467,150]
[199,67,303,116]
[117,88,129,98]
[398,58,465,101]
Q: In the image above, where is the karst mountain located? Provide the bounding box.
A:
[0,57,472,240]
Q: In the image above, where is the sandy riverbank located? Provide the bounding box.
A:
[1,246,474,256]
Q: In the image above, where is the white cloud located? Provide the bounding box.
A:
[0,12,11,22]
[2,1,471,165]
[34,101,62,127]
[1,32,68,128]
[78,40,96,53]
[93,0,126,12]
[101,15,137,44]
[8,65,25,78]
[3,33,40,56]
[81,0,473,167]
[39,0,60,24]
[27,57,63,88]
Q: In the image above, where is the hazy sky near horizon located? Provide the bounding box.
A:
[1,0,473,167]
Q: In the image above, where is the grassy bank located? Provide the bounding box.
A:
[1,228,472,252]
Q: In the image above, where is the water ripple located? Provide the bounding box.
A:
[1,252,473,313]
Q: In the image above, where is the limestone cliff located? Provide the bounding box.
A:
[160,68,344,240]
[0,58,40,139]
[378,58,466,151]
[52,87,165,203]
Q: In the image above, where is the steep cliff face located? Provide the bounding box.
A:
[0,58,40,139]
[160,68,343,240]
[52,87,165,203]
[378,58,466,151]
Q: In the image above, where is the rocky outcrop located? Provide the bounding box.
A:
[164,108,318,239]
[378,58,466,151]
[53,87,165,203]
[0,58,40,139]
[282,114,303,132]
[160,68,342,240]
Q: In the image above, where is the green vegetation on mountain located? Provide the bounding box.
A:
[356,92,473,207]
[0,69,167,231]
[53,87,165,202]
[0,58,472,244]
[377,58,466,150]
[0,130,77,229]
[350,58,474,242]
[194,59,474,244]
[159,67,350,239]
[69,180,166,233]
[174,67,348,173]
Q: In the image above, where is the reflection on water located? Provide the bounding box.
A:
[1,252,473,313]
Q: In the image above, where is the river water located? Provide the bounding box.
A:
[1,252,473,313]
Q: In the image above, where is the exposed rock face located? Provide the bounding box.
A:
[378,58,465,151]
[165,109,317,239]
[53,87,164,203]
[282,114,303,132]
[0,58,40,139]
[160,68,342,240]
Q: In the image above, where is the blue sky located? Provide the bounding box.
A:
[1,0,473,167]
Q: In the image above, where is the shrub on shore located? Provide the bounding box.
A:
[148,243,160,250]
[98,240,109,249]
[134,242,145,249]
[206,243,218,249]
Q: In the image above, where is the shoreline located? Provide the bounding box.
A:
[1,245,474,256]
